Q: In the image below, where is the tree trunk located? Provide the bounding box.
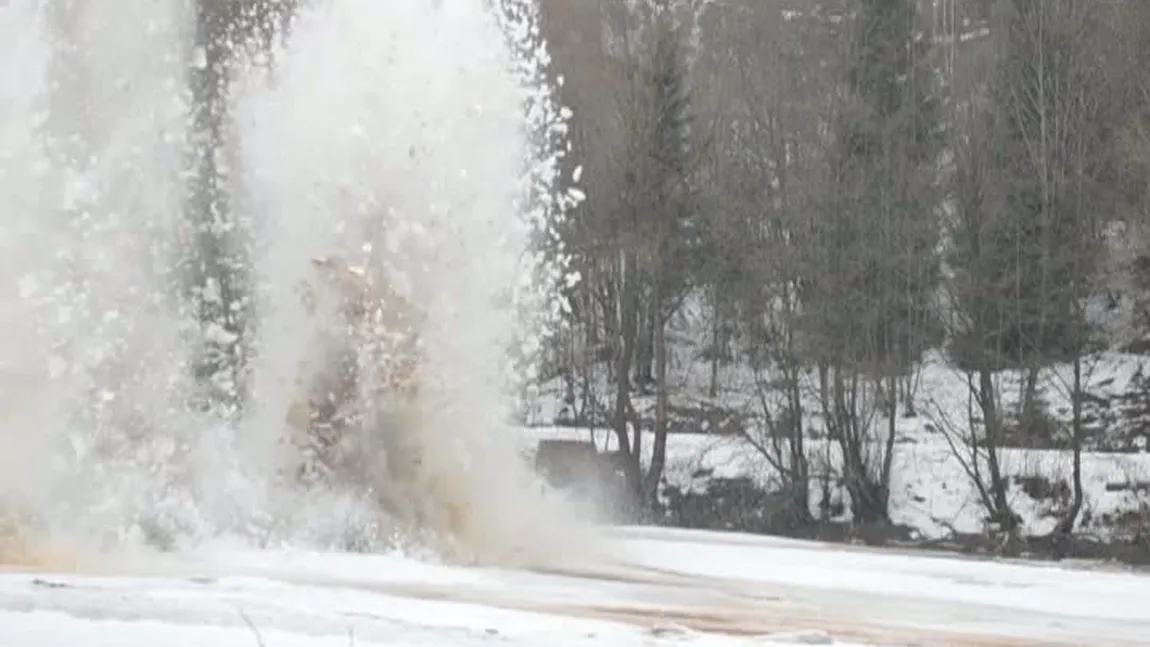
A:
[847,479,890,525]
[189,0,264,416]
[1020,364,1041,440]
[786,365,811,526]
[1057,352,1085,536]
[645,282,669,509]
[900,373,917,417]
[880,372,898,500]
[709,288,720,398]
[979,366,1017,535]
[635,295,655,392]
[614,253,642,499]
[826,368,890,526]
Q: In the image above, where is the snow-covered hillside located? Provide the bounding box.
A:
[525,426,1150,541]
[525,326,1150,549]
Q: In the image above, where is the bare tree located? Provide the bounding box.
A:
[941,0,1117,539]
[538,0,704,510]
[693,0,852,529]
[1110,0,1150,325]
[940,108,1019,532]
[799,0,944,525]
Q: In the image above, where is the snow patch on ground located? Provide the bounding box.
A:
[3,526,1149,646]
[524,351,1150,540]
[524,426,1150,539]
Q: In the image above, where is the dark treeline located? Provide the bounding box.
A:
[535,0,1150,541]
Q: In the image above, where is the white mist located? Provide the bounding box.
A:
[0,0,203,552]
[0,0,586,567]
[233,0,586,564]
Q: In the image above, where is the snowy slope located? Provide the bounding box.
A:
[525,425,1150,540]
[526,349,1150,540]
[3,527,1148,646]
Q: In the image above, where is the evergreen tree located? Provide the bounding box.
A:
[805,0,943,525]
[632,14,699,390]
[827,0,944,374]
[184,0,237,418]
[951,0,1108,368]
[184,0,289,418]
[947,0,1114,535]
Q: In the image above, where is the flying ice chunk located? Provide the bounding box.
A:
[17,274,38,299]
[201,278,222,305]
[204,322,238,346]
[48,355,68,379]
[386,234,401,255]
[191,46,207,70]
[62,173,94,212]
[390,272,413,300]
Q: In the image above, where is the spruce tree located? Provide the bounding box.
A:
[809,0,943,524]
[953,0,1106,368]
[833,0,944,373]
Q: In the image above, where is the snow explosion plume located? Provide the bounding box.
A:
[0,0,201,558]
[0,0,586,568]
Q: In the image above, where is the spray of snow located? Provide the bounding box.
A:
[231,0,590,565]
[0,0,209,557]
[0,0,590,568]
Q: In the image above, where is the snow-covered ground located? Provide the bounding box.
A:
[525,426,1150,540]
[525,347,1150,540]
[2,526,1148,646]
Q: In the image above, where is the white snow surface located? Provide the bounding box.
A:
[2,526,1148,646]
[526,349,1150,539]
